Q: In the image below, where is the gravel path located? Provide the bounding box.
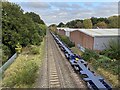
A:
[35,29,87,89]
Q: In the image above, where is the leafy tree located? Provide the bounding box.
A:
[25,12,45,24]
[96,21,107,28]
[66,20,76,28]
[97,17,109,24]
[2,1,46,63]
[91,17,98,25]
[83,19,93,29]
[2,2,24,54]
[75,21,83,28]
[56,16,119,29]
[39,24,47,36]
[57,22,65,27]
[108,16,119,28]
[65,19,83,28]
[2,44,11,64]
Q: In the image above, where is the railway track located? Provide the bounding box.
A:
[51,31,112,90]
[48,33,61,88]
[35,29,86,88]
[50,31,86,88]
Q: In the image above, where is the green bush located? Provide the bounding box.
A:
[39,24,47,36]
[82,49,99,61]
[16,60,38,85]
[90,54,119,75]
[30,45,40,54]
[100,40,120,60]
[2,2,46,63]
[58,34,75,48]
[2,60,38,87]
[2,40,45,88]
[96,55,111,69]
[97,55,111,63]
[2,44,11,64]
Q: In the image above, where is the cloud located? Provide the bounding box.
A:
[7,1,119,25]
[18,2,51,10]
[27,2,51,9]
[93,2,118,17]
[8,0,119,2]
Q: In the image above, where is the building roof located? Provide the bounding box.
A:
[78,29,119,37]
[57,28,119,37]
[57,27,75,32]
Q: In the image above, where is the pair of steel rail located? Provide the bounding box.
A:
[51,32,112,90]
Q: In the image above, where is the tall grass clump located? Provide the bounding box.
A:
[100,39,120,60]
[82,49,99,61]
[2,55,39,88]
[30,45,40,55]
[81,39,120,88]
[58,34,75,48]
[2,39,45,88]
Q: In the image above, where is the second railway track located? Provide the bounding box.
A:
[47,32,61,88]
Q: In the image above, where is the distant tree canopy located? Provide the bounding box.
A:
[91,17,98,26]
[57,22,65,27]
[2,2,46,63]
[65,19,83,28]
[75,21,83,28]
[56,16,119,29]
[108,16,120,28]
[83,19,92,29]
[96,21,107,28]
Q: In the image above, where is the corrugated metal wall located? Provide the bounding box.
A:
[94,36,119,50]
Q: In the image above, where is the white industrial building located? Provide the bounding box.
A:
[57,28,119,51]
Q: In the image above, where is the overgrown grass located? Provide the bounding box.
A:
[100,40,120,60]
[57,34,75,48]
[82,49,99,61]
[2,38,45,88]
[69,47,119,87]
[97,68,119,88]
[82,48,119,88]
[71,47,83,56]
[28,45,41,55]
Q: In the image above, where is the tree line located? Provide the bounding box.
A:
[2,2,47,63]
[57,16,120,28]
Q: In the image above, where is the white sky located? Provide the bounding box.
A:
[6,0,119,25]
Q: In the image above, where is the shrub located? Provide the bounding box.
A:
[30,45,40,54]
[100,40,120,60]
[2,44,11,64]
[15,60,38,85]
[97,55,111,63]
[96,55,111,68]
[2,34,45,88]
[2,59,38,87]
[58,34,75,48]
[82,49,99,61]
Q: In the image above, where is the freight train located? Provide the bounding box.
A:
[51,32,112,90]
